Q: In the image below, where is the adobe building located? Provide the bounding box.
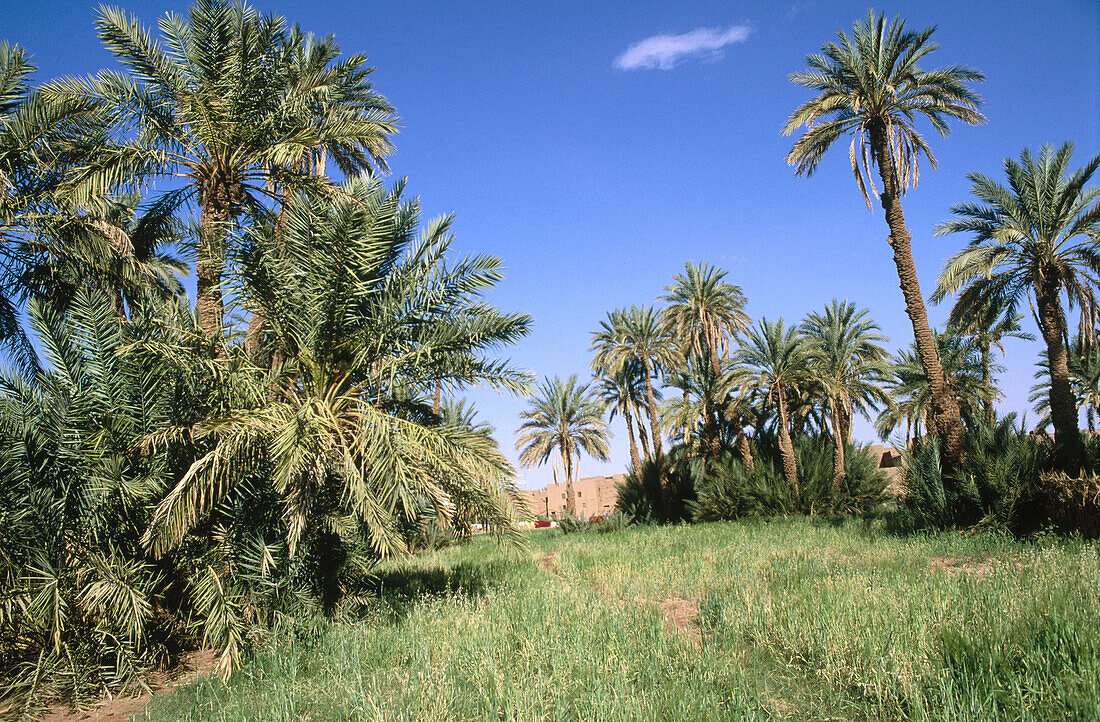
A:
[866,444,904,496]
[521,473,627,520]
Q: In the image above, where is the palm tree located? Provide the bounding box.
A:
[1031,335,1100,434]
[244,24,399,355]
[661,261,749,377]
[516,375,610,518]
[591,306,680,503]
[49,2,399,350]
[734,319,810,497]
[661,261,750,458]
[876,331,990,444]
[934,143,1100,465]
[0,42,133,369]
[943,301,1034,427]
[783,10,984,469]
[596,365,646,474]
[800,300,891,491]
[143,178,528,591]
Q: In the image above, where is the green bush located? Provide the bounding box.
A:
[688,452,790,522]
[887,414,1100,536]
[614,446,696,523]
[794,436,890,514]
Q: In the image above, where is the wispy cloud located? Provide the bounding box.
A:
[614,24,752,71]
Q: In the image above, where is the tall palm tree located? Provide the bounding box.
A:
[49,2,399,350]
[801,300,891,490]
[596,365,645,474]
[783,10,984,470]
[661,261,749,377]
[591,306,679,503]
[934,143,1100,465]
[516,375,610,518]
[661,261,750,458]
[734,319,810,497]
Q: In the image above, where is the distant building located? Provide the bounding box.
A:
[866,444,904,496]
[521,474,626,520]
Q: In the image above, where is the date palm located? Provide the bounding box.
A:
[596,364,646,474]
[143,178,527,591]
[591,306,679,504]
[934,143,1100,466]
[944,302,1033,427]
[1031,336,1100,433]
[516,375,610,518]
[783,10,984,469]
[48,1,398,351]
[876,331,990,444]
[0,43,132,368]
[734,319,810,498]
[661,261,750,458]
[801,300,891,491]
[244,24,399,354]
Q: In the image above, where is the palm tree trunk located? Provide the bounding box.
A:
[197,201,227,357]
[682,387,691,445]
[1035,276,1084,466]
[712,342,753,468]
[830,401,846,492]
[870,123,965,470]
[731,413,754,470]
[634,402,652,461]
[562,447,576,518]
[981,343,994,428]
[623,406,643,474]
[641,361,668,507]
[433,377,442,416]
[776,386,800,500]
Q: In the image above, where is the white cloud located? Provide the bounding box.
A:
[614,24,752,71]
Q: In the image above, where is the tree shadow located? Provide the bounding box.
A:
[359,559,512,623]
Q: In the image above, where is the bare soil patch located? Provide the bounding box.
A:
[654,597,702,648]
[535,550,559,572]
[928,553,1017,578]
[39,650,216,722]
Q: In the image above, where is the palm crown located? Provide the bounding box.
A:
[783,10,985,209]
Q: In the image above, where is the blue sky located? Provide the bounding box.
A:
[3,0,1098,488]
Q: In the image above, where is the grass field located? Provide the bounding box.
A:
[141,519,1099,721]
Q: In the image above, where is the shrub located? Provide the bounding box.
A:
[556,515,592,535]
[614,446,696,523]
[1009,472,1100,539]
[887,414,1100,535]
[689,451,790,522]
[794,436,890,515]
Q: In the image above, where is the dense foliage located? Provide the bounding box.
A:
[0,3,531,716]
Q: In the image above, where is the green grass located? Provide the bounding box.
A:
[141,519,1100,721]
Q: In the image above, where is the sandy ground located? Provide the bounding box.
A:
[39,649,217,722]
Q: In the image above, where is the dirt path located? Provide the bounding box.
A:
[39,650,216,722]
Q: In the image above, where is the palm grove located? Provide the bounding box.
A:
[0,3,1097,717]
[517,13,1100,533]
